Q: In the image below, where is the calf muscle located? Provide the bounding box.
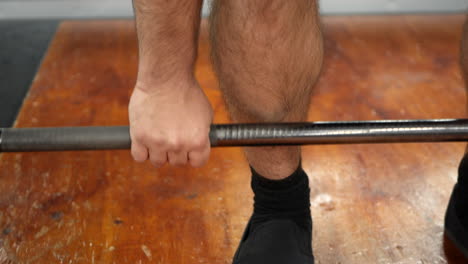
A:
[210,0,323,178]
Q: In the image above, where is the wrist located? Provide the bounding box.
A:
[135,73,198,95]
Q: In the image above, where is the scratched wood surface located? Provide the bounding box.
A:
[1,15,467,263]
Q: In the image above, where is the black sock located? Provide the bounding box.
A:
[458,153,468,186]
[249,163,311,232]
[456,153,468,223]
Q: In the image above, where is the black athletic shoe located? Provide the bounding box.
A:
[232,218,314,264]
[444,155,468,259]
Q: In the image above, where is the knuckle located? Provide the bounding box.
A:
[149,136,165,146]
[134,131,165,146]
[139,133,164,147]
[133,129,147,139]
[191,135,208,150]
[168,139,184,151]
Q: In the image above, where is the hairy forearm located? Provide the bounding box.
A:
[133,0,203,89]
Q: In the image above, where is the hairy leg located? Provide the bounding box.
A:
[210,0,323,179]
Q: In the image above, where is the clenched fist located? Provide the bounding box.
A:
[129,78,213,168]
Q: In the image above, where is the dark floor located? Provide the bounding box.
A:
[0,20,58,127]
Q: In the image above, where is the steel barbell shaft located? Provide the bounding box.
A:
[1,119,468,152]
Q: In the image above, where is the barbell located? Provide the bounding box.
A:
[1,118,468,152]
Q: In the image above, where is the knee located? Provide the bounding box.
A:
[224,81,313,122]
[215,0,318,14]
[211,0,320,29]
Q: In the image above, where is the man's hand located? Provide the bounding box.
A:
[129,79,213,168]
[130,0,206,167]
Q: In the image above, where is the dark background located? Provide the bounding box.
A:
[0,21,58,127]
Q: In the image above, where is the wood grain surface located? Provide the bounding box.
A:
[1,15,467,263]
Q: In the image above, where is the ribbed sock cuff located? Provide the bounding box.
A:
[250,163,311,231]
